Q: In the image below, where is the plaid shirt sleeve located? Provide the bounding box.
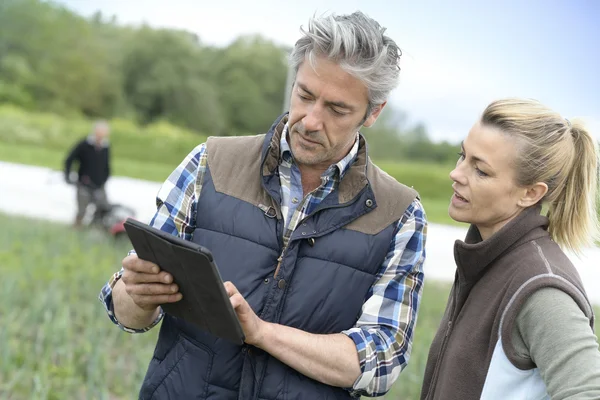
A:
[98,143,208,333]
[342,198,427,397]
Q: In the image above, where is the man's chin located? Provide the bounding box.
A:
[293,151,324,167]
[291,141,329,166]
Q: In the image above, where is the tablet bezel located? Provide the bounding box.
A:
[122,218,246,345]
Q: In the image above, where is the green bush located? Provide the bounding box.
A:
[0,105,207,167]
[377,161,454,202]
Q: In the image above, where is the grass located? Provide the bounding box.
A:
[0,213,160,399]
[1,212,598,399]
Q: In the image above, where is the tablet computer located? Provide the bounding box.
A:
[123,218,245,345]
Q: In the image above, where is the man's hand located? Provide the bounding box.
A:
[223,281,361,388]
[121,254,182,311]
[224,281,266,346]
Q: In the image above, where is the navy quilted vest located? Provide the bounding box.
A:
[138,115,416,399]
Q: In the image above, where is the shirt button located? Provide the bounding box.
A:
[292,197,299,204]
[365,199,373,207]
[278,279,286,289]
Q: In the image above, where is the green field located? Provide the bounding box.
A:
[1,212,598,399]
[0,212,447,399]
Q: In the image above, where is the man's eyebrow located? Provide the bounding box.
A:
[325,100,354,111]
[297,82,355,111]
[297,83,314,97]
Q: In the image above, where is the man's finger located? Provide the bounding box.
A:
[122,270,172,285]
[123,254,160,274]
[224,281,239,297]
[134,293,183,308]
[127,283,179,296]
[229,293,245,310]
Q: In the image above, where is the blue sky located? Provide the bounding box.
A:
[59,0,600,143]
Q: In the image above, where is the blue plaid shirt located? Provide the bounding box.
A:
[99,125,427,397]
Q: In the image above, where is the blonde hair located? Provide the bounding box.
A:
[481,98,599,253]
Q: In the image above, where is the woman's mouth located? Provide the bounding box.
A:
[453,191,469,203]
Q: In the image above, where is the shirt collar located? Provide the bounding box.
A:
[279,123,359,180]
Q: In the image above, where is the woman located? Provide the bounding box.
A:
[421,98,600,400]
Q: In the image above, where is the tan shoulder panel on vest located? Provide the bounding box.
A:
[207,135,419,235]
[206,134,276,212]
[344,160,419,235]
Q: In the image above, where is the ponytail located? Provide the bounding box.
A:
[547,119,599,253]
[481,98,599,254]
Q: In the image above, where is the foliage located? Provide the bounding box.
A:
[0,104,206,168]
[0,0,287,135]
[0,0,464,165]
[362,106,460,164]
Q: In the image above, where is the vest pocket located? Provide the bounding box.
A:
[139,333,214,399]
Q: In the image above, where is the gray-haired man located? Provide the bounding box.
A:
[100,11,427,399]
[65,120,111,227]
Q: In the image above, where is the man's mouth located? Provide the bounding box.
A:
[298,134,321,145]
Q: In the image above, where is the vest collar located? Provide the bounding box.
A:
[453,204,550,284]
[260,113,371,205]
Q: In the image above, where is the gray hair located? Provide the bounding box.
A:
[289,11,402,113]
[92,120,110,133]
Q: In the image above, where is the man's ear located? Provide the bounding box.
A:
[362,101,387,128]
[518,182,548,208]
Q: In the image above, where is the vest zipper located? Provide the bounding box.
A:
[272,183,367,279]
[273,198,359,279]
[425,281,460,399]
[273,249,286,278]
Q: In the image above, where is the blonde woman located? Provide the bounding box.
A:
[421,98,600,399]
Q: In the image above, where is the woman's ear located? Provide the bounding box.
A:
[518,182,548,208]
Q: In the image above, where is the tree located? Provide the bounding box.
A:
[121,27,224,133]
[214,35,288,134]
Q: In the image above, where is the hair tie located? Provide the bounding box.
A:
[565,118,571,127]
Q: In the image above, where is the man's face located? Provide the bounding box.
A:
[287,55,384,170]
[95,125,109,143]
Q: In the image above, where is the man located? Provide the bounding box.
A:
[99,11,427,399]
[64,120,111,227]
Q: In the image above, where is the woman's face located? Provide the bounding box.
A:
[449,121,530,239]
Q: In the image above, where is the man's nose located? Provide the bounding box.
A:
[303,105,324,132]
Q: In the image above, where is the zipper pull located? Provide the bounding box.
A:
[274,249,286,278]
[258,203,277,218]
